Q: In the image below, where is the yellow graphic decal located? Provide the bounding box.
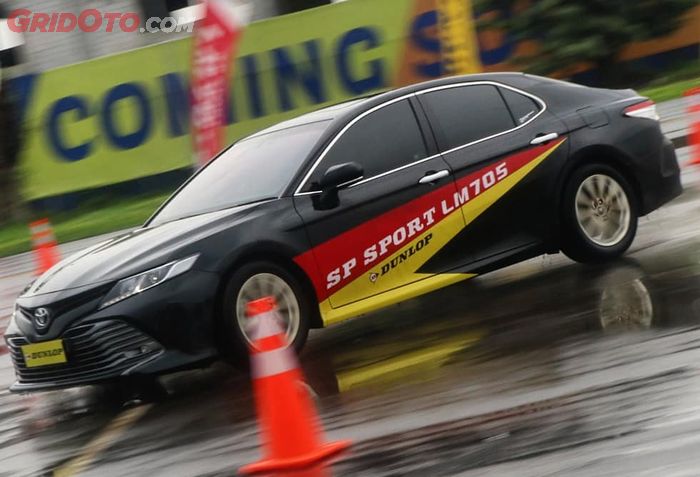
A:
[319,140,566,325]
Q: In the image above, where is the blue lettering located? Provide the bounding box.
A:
[101,83,152,150]
[47,96,93,162]
[272,40,326,112]
[6,74,38,126]
[336,27,385,95]
[411,11,445,78]
[241,55,265,118]
[226,93,236,125]
[160,73,189,137]
[474,7,515,66]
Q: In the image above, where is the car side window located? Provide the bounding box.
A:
[420,85,516,151]
[500,87,542,126]
[303,99,427,192]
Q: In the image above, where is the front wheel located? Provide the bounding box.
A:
[561,164,638,264]
[220,261,311,360]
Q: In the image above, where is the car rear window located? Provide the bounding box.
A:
[500,87,542,125]
[420,85,516,151]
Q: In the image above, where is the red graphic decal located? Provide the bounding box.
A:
[295,140,564,301]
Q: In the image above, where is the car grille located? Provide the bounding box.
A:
[6,320,163,387]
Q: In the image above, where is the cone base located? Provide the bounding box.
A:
[239,440,351,475]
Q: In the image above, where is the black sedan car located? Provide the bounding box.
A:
[5,73,682,392]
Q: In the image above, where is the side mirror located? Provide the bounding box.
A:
[319,162,364,190]
[314,162,364,210]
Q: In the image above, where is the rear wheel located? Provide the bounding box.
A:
[561,164,638,263]
[220,261,311,360]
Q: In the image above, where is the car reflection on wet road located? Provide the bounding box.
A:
[0,186,699,476]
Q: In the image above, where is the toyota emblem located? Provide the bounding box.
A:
[33,308,51,329]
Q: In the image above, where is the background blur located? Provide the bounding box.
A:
[0,3,699,476]
[0,0,698,256]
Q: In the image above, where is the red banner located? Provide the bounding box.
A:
[191,0,243,166]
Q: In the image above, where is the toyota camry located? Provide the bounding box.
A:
[5,73,682,392]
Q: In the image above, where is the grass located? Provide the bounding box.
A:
[0,192,171,258]
[640,77,700,102]
[639,62,700,102]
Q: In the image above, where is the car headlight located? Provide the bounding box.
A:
[99,254,199,310]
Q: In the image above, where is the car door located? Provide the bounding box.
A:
[415,82,569,271]
[293,97,465,313]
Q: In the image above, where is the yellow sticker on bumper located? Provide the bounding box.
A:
[22,340,67,367]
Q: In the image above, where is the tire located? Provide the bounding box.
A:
[560,163,638,264]
[220,261,311,360]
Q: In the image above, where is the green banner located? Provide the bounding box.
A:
[14,0,452,200]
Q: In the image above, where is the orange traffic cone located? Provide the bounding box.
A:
[684,87,700,167]
[29,218,60,275]
[239,297,350,476]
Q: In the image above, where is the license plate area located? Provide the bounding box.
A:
[21,340,67,368]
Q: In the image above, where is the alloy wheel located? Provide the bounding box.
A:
[235,273,300,345]
[575,174,631,247]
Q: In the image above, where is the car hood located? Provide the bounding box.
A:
[24,203,264,297]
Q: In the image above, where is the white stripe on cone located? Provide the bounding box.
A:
[250,347,299,379]
[249,310,285,341]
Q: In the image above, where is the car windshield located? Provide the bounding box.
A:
[150,120,330,225]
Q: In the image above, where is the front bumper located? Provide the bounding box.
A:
[8,319,164,392]
[5,270,221,392]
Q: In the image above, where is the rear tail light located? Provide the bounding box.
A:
[624,100,659,121]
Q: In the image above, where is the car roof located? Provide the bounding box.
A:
[357,72,528,112]
[248,97,372,138]
[249,72,531,139]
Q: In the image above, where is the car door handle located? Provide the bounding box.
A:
[530,132,559,145]
[418,170,450,184]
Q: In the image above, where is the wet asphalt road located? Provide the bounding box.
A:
[1,107,699,476]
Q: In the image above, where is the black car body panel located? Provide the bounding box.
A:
[26,204,262,296]
[5,73,682,392]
